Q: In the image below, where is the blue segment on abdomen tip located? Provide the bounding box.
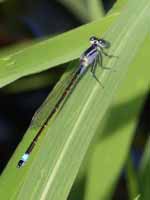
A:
[22,153,29,162]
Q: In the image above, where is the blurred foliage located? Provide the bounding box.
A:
[139,136,150,200]
[58,0,104,22]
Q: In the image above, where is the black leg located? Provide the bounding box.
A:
[91,57,97,75]
[101,49,118,58]
[97,49,117,72]
[91,57,104,88]
[98,53,111,70]
[98,51,103,67]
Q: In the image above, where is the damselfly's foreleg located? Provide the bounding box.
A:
[98,52,111,70]
[91,56,104,88]
[101,49,118,59]
[98,52,117,72]
[91,56,98,75]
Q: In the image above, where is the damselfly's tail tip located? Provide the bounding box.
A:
[17,160,24,168]
[17,153,29,168]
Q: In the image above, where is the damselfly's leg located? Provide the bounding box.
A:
[91,56,104,88]
[91,56,98,75]
[101,49,118,58]
[98,51,103,67]
[98,52,111,70]
[98,52,116,72]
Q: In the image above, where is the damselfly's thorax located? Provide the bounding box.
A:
[80,44,98,66]
[80,36,111,66]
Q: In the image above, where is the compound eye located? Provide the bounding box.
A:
[99,39,110,48]
[90,36,95,42]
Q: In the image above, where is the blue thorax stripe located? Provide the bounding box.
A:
[84,45,97,58]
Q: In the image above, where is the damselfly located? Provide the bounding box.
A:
[17,36,113,168]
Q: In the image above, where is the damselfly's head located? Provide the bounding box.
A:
[90,36,110,48]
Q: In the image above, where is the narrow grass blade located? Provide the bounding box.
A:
[139,136,150,200]
[58,0,90,22]
[87,0,104,20]
[126,157,139,200]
